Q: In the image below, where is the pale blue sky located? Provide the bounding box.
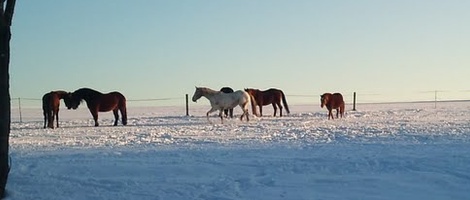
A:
[10,0,470,106]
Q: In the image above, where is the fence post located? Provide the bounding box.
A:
[185,94,189,116]
[352,92,356,111]
[18,98,22,123]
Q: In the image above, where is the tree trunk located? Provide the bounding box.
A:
[0,0,15,197]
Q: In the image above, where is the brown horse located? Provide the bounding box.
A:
[320,93,345,120]
[244,88,290,117]
[42,90,68,129]
[64,88,127,126]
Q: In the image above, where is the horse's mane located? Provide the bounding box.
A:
[74,88,103,96]
[72,88,104,103]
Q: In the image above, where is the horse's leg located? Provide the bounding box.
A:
[55,109,59,128]
[47,110,54,128]
[241,108,249,122]
[120,107,128,125]
[224,109,228,117]
[90,109,99,126]
[259,105,263,117]
[239,103,249,122]
[272,103,277,117]
[229,108,233,118]
[239,107,244,121]
[328,109,333,120]
[113,109,119,126]
[245,103,250,121]
[43,110,47,129]
[219,110,224,124]
[245,107,249,122]
[277,101,283,117]
[206,107,218,123]
[336,108,340,119]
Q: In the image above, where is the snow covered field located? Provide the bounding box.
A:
[6,102,470,199]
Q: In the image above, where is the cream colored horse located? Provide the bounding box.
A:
[192,86,254,124]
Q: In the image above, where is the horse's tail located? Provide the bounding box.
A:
[248,93,259,117]
[119,93,128,125]
[280,91,290,114]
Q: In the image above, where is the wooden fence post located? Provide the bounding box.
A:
[185,94,189,116]
[18,98,22,123]
[352,92,357,111]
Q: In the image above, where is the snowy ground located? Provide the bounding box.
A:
[6,102,470,199]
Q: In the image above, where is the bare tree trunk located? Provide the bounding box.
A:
[0,0,15,197]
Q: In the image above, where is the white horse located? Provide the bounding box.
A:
[192,86,254,124]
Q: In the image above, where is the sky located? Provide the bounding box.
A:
[9,0,470,106]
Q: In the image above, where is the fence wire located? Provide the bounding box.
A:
[9,91,470,123]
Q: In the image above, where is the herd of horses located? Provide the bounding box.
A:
[42,87,345,128]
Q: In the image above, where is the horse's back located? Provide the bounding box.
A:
[266,88,282,93]
[331,93,345,108]
[221,90,250,105]
[104,91,126,104]
[332,93,344,102]
[260,88,283,104]
[42,92,51,102]
[108,91,126,99]
[93,91,126,112]
[43,91,62,110]
[235,90,251,107]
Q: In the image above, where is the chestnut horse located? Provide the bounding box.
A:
[192,86,254,124]
[64,88,127,126]
[244,88,290,117]
[320,93,345,120]
[42,90,68,129]
[220,87,234,118]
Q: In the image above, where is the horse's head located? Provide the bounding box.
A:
[63,92,81,110]
[192,87,203,102]
[320,93,329,108]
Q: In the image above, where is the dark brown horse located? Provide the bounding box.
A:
[320,93,345,120]
[220,87,234,118]
[42,90,68,129]
[64,88,127,126]
[244,88,290,117]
